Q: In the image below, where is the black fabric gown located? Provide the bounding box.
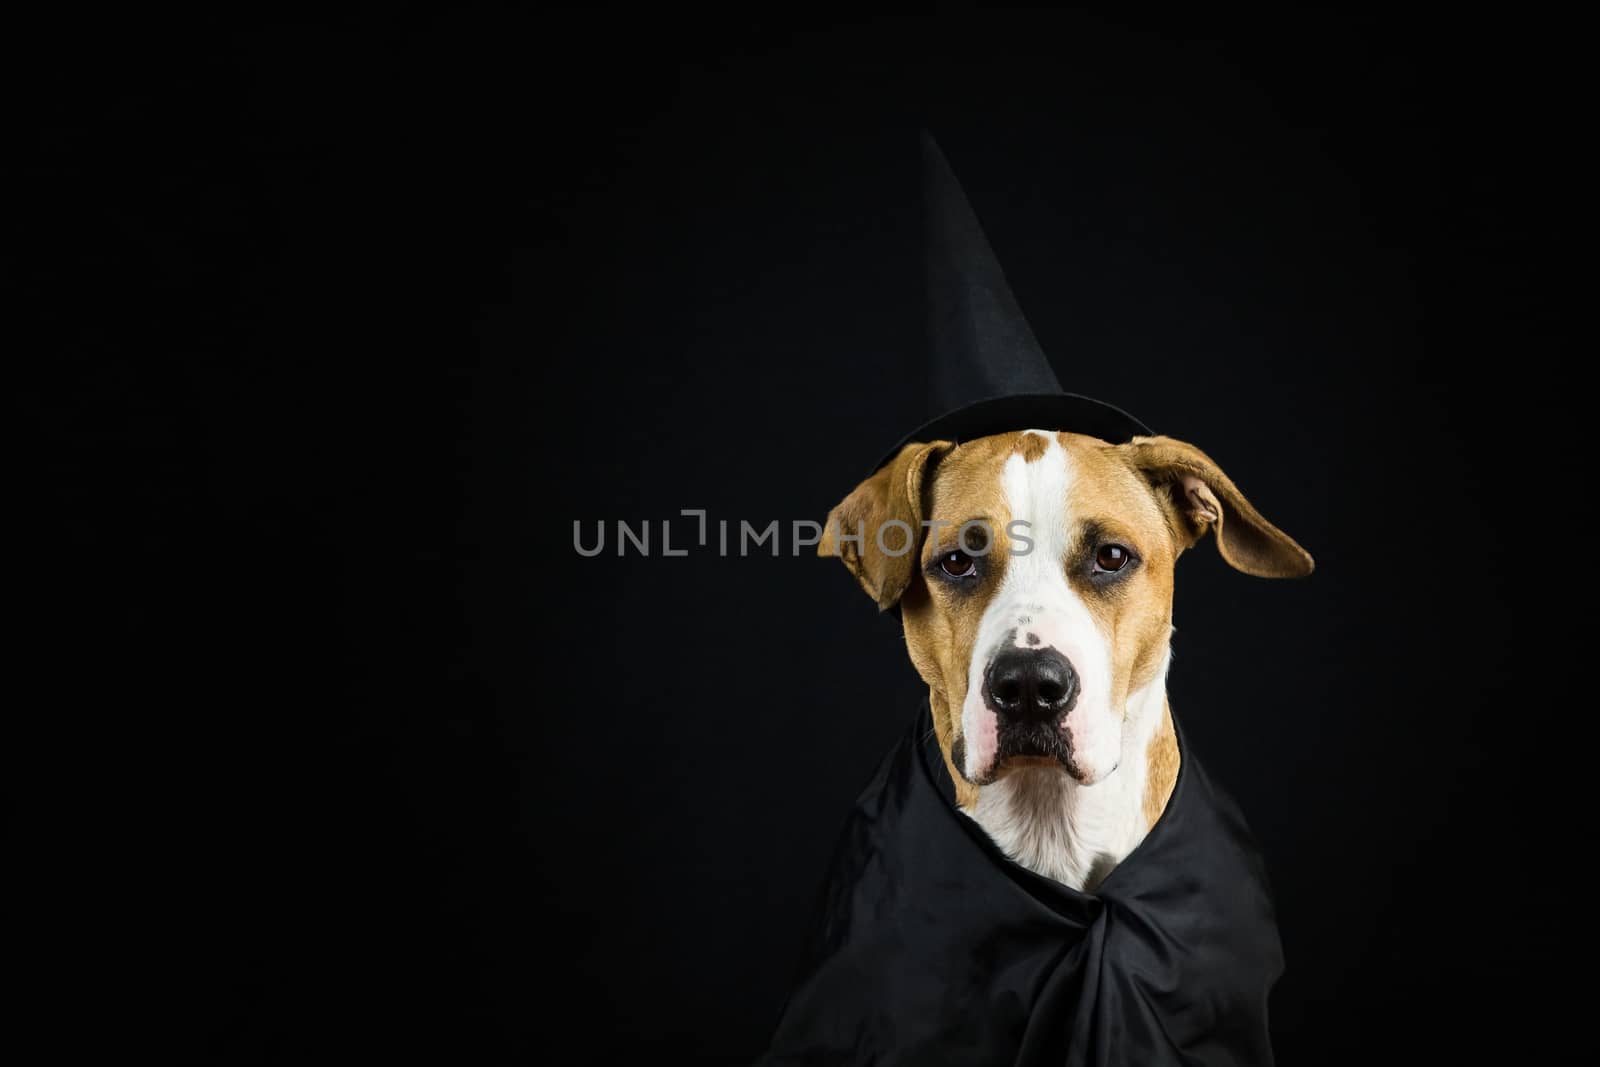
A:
[759,702,1283,1066]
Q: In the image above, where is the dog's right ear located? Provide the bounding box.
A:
[819,441,954,611]
[1122,435,1314,579]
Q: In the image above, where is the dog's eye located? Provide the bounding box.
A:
[1094,544,1131,572]
[939,551,976,578]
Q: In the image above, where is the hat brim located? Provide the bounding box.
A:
[871,393,1152,474]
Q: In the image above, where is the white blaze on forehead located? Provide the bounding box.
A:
[959,431,1120,782]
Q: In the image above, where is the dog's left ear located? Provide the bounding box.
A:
[1122,435,1314,579]
[819,441,954,610]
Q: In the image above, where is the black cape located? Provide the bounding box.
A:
[760,703,1283,1066]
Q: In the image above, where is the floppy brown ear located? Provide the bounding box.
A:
[819,441,954,610]
[1123,435,1314,579]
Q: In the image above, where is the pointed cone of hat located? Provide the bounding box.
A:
[871,133,1151,471]
[923,131,1061,404]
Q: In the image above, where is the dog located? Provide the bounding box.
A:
[819,429,1312,891]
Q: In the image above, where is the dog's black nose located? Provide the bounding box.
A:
[985,647,1078,722]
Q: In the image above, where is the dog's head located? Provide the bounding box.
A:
[821,431,1311,800]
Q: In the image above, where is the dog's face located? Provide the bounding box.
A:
[821,431,1311,802]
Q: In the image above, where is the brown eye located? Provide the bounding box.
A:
[1095,544,1131,572]
[940,551,976,578]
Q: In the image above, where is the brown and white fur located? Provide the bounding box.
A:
[820,430,1311,891]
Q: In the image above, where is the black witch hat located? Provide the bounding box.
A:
[872,133,1150,471]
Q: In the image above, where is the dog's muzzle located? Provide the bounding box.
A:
[983,646,1079,767]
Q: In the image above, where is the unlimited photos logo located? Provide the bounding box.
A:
[573,511,1036,558]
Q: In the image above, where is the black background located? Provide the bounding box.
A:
[17,10,1580,1064]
